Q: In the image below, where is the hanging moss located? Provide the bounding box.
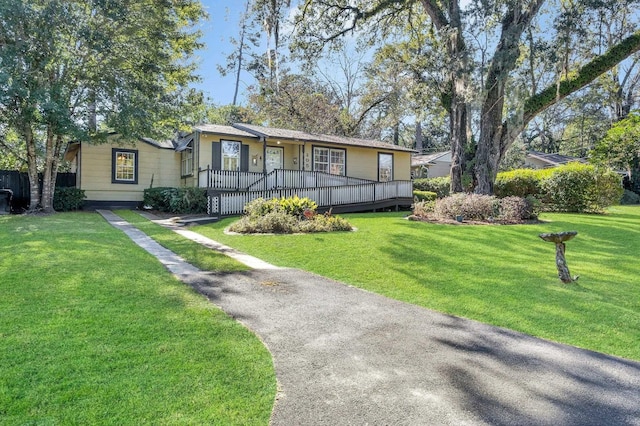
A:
[524,31,640,118]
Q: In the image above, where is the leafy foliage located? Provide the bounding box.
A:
[143,187,207,214]
[53,187,86,211]
[621,189,640,204]
[496,163,623,213]
[413,190,437,202]
[494,168,549,199]
[412,177,451,198]
[0,0,206,212]
[543,163,623,213]
[590,111,640,192]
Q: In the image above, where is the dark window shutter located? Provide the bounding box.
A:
[240,145,249,172]
[212,142,221,170]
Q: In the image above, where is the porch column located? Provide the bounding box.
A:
[261,136,267,175]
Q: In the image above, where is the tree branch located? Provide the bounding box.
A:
[524,30,640,123]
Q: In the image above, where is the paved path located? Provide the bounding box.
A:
[98,210,640,426]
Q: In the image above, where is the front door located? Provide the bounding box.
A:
[266,147,284,173]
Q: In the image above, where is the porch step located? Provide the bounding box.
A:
[175,216,219,226]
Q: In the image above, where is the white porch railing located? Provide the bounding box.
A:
[199,168,375,191]
[247,169,374,191]
[206,170,264,190]
[207,180,413,217]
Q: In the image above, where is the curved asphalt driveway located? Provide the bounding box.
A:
[98,210,640,425]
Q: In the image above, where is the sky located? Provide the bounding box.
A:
[191,1,256,105]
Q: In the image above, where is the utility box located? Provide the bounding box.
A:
[0,189,13,214]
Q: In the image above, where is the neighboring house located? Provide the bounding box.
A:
[411,151,451,178]
[524,151,585,169]
[65,123,416,216]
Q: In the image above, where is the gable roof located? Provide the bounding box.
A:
[526,151,584,167]
[411,151,451,167]
[194,124,259,139]
[139,137,175,149]
[232,123,416,153]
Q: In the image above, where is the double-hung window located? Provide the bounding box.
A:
[313,147,345,176]
[112,148,138,184]
[378,153,393,182]
[181,148,193,176]
[221,140,241,171]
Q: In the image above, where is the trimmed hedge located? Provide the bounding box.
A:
[53,187,86,211]
[495,163,622,213]
[413,190,437,201]
[143,187,207,214]
[413,177,450,198]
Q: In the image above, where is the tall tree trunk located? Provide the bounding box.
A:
[449,88,467,193]
[233,0,251,106]
[445,0,468,194]
[415,121,423,152]
[475,0,545,194]
[41,126,56,213]
[24,124,40,211]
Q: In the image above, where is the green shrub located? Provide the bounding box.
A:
[143,187,207,214]
[231,196,352,233]
[413,190,437,202]
[53,187,86,211]
[277,195,318,217]
[143,187,173,212]
[621,189,640,204]
[543,163,622,213]
[496,163,622,213]
[243,197,280,218]
[413,177,450,198]
[243,196,318,218]
[230,211,299,234]
[494,169,545,199]
[298,213,353,232]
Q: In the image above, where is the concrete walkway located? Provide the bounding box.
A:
[98,210,640,426]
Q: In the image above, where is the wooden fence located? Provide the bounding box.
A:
[0,170,76,207]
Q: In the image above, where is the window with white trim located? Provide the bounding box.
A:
[313,147,345,176]
[379,153,393,182]
[181,148,193,176]
[112,149,138,184]
[221,140,241,171]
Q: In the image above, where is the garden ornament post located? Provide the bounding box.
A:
[539,231,579,283]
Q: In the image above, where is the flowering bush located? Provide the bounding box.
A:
[434,193,497,221]
[230,196,352,233]
[412,193,537,223]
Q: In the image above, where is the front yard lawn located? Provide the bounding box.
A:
[195,205,640,361]
[0,213,275,424]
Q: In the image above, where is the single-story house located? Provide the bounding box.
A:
[411,151,451,178]
[524,151,585,169]
[65,123,416,217]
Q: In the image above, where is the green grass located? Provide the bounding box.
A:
[114,210,249,273]
[0,212,275,425]
[193,205,640,361]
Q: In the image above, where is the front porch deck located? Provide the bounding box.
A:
[202,169,413,218]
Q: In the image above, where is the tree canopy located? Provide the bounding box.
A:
[0,0,206,211]
[290,0,640,193]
